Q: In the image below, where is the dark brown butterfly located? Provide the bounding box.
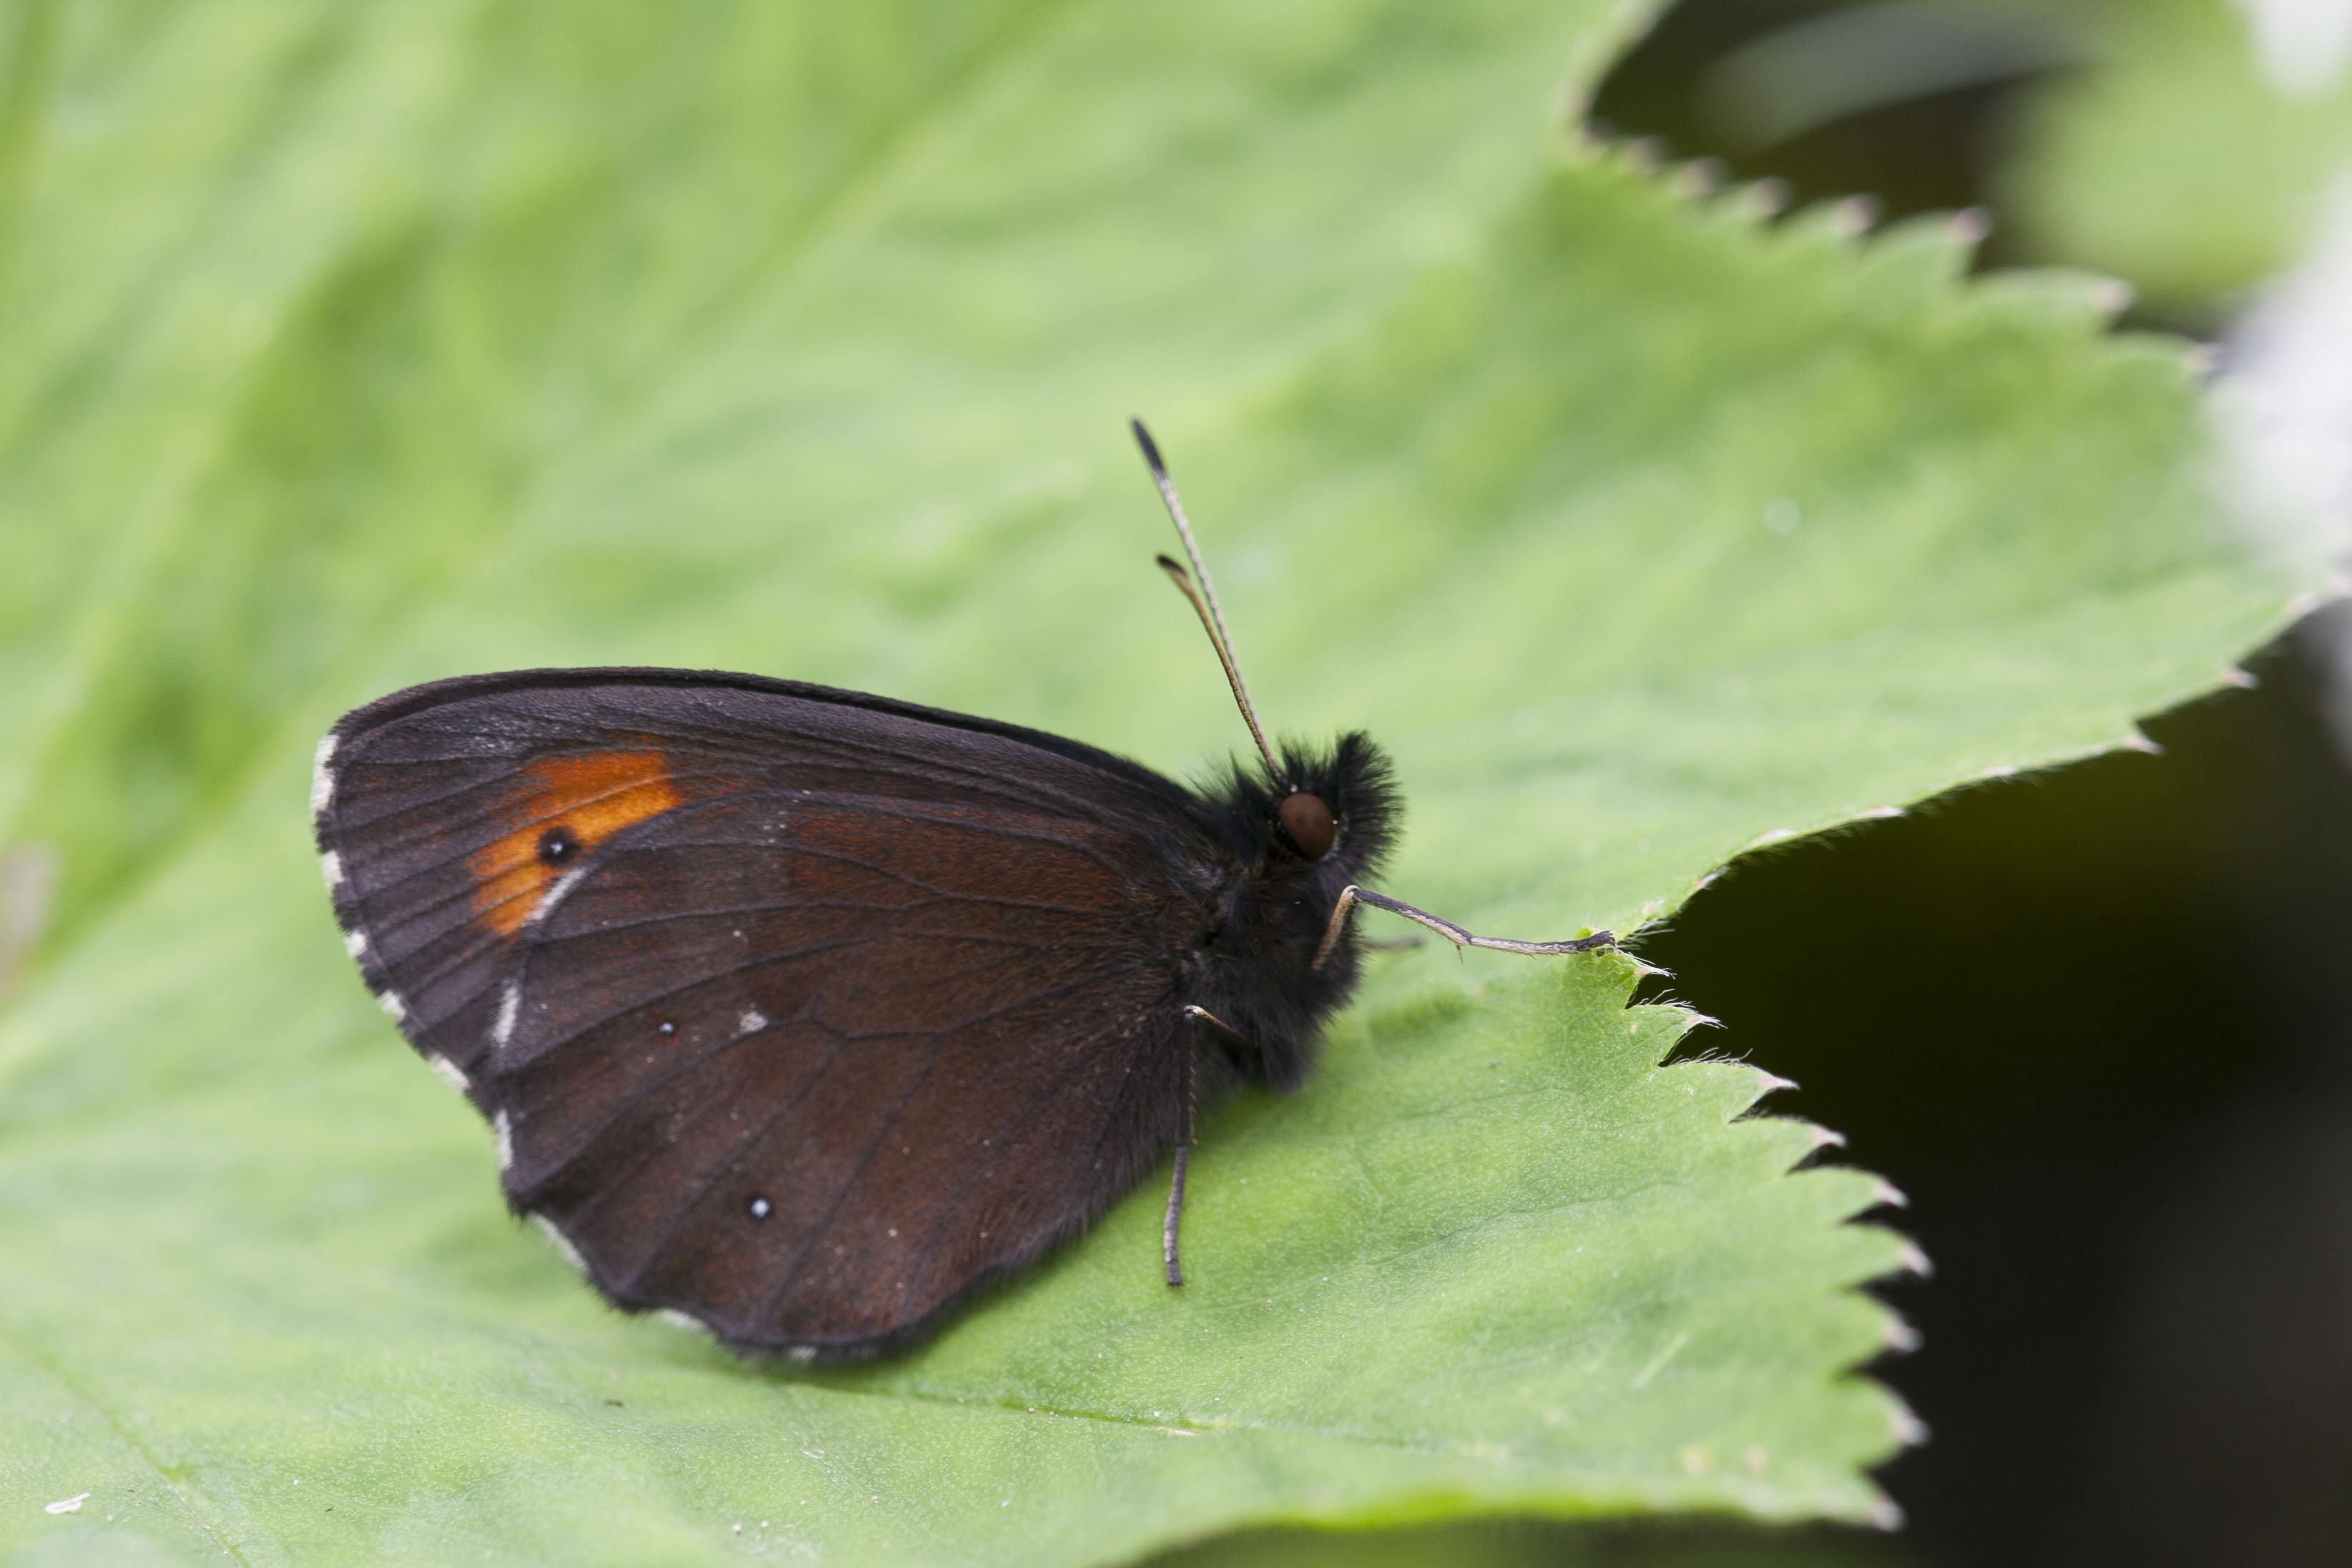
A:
[314,421,1612,1359]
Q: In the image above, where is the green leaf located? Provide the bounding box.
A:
[1996,0,2352,318]
[0,2,2312,1564]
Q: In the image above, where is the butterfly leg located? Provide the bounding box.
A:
[1163,1145,1189,1288]
[1163,1021,1198,1287]
[1311,885,1616,971]
[1165,1004,1248,1287]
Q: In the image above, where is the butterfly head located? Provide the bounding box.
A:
[1190,731,1398,1089]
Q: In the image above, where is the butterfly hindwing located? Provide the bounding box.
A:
[497,790,1189,1351]
[315,669,1212,1353]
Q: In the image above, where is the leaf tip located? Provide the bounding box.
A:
[1618,134,1665,174]
[1888,1402,1931,1449]
[2085,275,2135,318]
[1671,157,1723,199]
[1826,193,1878,239]
[1733,177,1788,220]
[1896,1241,1934,1278]
[2224,666,2260,690]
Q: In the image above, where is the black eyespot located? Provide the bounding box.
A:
[746,1195,773,1221]
[536,825,579,865]
[1277,792,1336,860]
[656,1019,677,1038]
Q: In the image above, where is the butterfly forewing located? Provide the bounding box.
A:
[315,670,1210,1353]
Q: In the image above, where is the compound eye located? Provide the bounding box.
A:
[1278,792,1336,859]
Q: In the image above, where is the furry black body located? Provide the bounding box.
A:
[1175,732,1397,1094]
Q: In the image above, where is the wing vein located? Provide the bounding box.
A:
[898,995,1178,1309]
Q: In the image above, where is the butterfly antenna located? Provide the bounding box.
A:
[1131,418,1285,785]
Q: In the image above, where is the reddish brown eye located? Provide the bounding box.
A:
[1278,792,1336,859]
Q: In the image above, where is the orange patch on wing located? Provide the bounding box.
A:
[469,750,680,936]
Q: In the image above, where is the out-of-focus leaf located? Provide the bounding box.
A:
[1999,0,2352,318]
[0,1,2313,1563]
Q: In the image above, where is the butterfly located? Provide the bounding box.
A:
[314,421,1614,1358]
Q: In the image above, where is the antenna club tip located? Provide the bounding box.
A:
[1130,417,1167,475]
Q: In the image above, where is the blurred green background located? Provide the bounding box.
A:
[1171,1,2352,1563]
[4,1,2348,1564]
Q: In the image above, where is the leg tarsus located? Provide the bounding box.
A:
[1313,883,1616,971]
[1165,1026,1197,1288]
[1163,1143,1188,1287]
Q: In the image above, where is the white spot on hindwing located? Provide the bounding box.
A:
[310,733,338,817]
[343,928,368,958]
[427,1054,470,1092]
[494,983,520,1048]
[655,1308,709,1336]
[739,1009,768,1037]
[377,989,406,1021]
[530,1213,586,1273]
[493,1111,514,1172]
[320,851,343,887]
